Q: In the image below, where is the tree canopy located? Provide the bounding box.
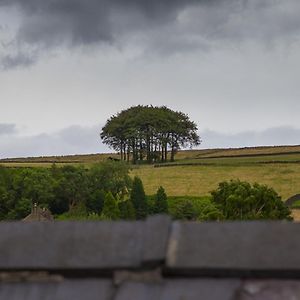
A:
[100,105,201,163]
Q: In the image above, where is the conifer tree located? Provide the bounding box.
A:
[130,176,147,219]
[101,192,120,220]
[154,186,168,214]
[119,200,136,220]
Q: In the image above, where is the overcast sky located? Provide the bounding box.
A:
[0,0,299,158]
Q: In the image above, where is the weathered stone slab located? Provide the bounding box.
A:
[0,279,113,300]
[115,282,162,300]
[238,280,300,300]
[142,215,171,266]
[162,279,241,300]
[0,221,144,271]
[115,279,241,300]
[166,221,300,275]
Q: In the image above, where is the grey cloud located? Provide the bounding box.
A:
[1,0,300,68]
[1,0,199,47]
[200,126,300,149]
[1,52,36,69]
[0,125,109,159]
[1,124,299,159]
[0,124,17,135]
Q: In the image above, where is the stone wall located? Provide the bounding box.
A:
[1,215,300,299]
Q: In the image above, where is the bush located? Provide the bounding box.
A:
[173,200,197,220]
[86,190,105,214]
[101,192,120,220]
[167,196,222,221]
[211,179,292,220]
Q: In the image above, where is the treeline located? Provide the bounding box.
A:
[101,105,201,164]
[0,163,292,221]
[0,162,132,220]
[0,162,170,221]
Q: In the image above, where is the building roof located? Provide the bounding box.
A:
[22,203,53,221]
[1,215,300,299]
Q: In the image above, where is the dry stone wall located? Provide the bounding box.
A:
[1,215,300,299]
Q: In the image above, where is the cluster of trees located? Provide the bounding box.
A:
[0,162,129,220]
[101,105,201,163]
[0,163,291,221]
[0,163,168,221]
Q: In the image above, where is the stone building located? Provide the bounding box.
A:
[22,203,53,221]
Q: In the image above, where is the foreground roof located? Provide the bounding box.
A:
[0,216,300,299]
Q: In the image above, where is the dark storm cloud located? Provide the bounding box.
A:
[0,124,17,135]
[0,0,201,46]
[1,0,300,67]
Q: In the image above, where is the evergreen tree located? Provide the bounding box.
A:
[130,176,147,219]
[154,186,168,214]
[119,200,136,220]
[101,192,120,220]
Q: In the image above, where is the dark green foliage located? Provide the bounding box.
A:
[145,195,156,215]
[56,165,88,210]
[119,200,136,220]
[0,164,291,222]
[211,180,292,220]
[0,161,132,220]
[154,186,168,214]
[86,190,105,214]
[167,196,222,221]
[88,161,132,198]
[194,201,224,221]
[8,197,32,220]
[130,176,147,219]
[0,167,13,219]
[101,105,201,163]
[101,192,120,220]
[56,202,88,220]
[173,200,197,220]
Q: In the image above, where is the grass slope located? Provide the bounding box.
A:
[1,145,299,200]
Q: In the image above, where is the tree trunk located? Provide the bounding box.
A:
[120,141,123,161]
[164,143,168,162]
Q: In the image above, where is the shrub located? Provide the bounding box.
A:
[101,192,120,220]
[86,190,105,214]
[119,200,136,220]
[173,200,197,220]
[211,179,292,220]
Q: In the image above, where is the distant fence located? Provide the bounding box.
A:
[1,216,300,299]
[154,160,300,168]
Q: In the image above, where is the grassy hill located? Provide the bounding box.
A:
[1,145,300,200]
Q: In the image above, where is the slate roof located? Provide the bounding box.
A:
[22,203,53,222]
[1,215,300,299]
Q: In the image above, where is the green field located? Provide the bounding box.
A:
[1,145,300,200]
